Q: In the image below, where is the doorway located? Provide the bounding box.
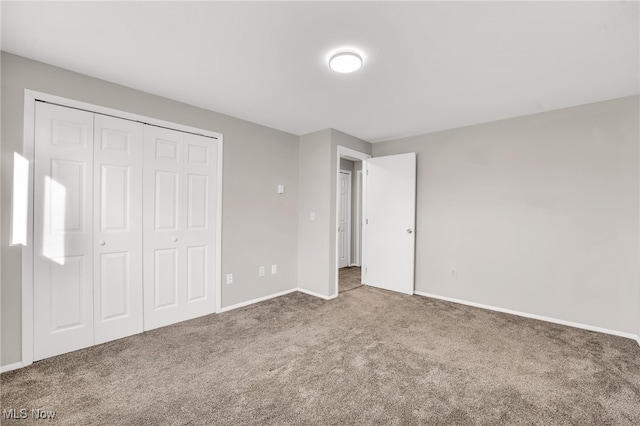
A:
[338,169,352,269]
[334,148,417,298]
[335,146,370,295]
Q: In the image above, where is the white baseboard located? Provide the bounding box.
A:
[296,288,337,300]
[219,288,297,313]
[219,287,336,315]
[1,361,24,373]
[414,291,639,342]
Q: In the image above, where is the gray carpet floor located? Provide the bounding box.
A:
[339,266,362,293]
[2,285,640,425]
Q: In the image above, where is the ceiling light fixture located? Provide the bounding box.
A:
[329,51,363,73]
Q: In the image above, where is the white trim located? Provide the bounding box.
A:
[21,89,224,368]
[24,90,221,139]
[181,287,339,315]
[219,289,298,313]
[22,91,36,369]
[335,146,371,297]
[297,288,337,300]
[338,146,370,161]
[215,137,224,313]
[354,169,363,267]
[1,362,24,373]
[415,291,640,341]
[361,161,368,286]
[338,169,352,268]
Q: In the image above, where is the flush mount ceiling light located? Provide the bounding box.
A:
[329,51,363,73]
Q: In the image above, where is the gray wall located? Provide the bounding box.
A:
[3,52,637,369]
[298,129,371,297]
[297,129,333,295]
[1,52,300,366]
[339,158,354,173]
[373,96,640,335]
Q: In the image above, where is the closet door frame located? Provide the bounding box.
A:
[20,90,223,369]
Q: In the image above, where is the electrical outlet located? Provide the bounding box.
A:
[259,266,265,277]
[226,274,233,284]
[271,264,277,275]
[310,212,315,221]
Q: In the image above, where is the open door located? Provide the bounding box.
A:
[363,153,416,295]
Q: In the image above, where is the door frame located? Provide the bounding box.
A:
[354,169,363,266]
[338,169,352,268]
[334,146,371,296]
[20,90,224,369]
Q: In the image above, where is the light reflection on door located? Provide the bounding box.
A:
[42,176,66,265]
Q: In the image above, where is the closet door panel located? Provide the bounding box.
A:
[33,101,220,360]
[34,102,95,361]
[143,127,217,330]
[187,245,207,302]
[99,252,129,318]
[154,248,179,309]
[143,126,186,330]
[155,171,180,230]
[93,114,143,344]
[182,133,217,319]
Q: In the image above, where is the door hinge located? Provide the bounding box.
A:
[367,169,369,175]
[366,219,369,224]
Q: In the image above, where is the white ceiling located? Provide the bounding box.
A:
[2,1,638,143]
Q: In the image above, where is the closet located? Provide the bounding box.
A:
[33,102,218,361]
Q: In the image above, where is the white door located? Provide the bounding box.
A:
[363,153,416,295]
[338,171,351,268]
[93,114,144,344]
[143,126,218,330]
[182,132,218,320]
[34,102,95,360]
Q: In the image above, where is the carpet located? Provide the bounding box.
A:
[2,286,639,425]
[339,266,362,293]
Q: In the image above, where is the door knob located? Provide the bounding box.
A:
[99,241,106,246]
[406,229,413,234]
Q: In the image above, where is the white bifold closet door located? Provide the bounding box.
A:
[34,103,96,361]
[33,102,218,361]
[93,114,144,345]
[143,126,218,331]
[34,104,144,360]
